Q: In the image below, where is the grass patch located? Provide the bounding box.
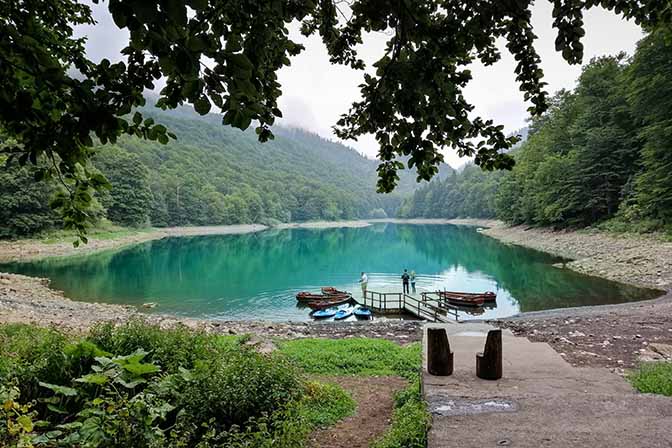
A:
[277,338,421,380]
[629,362,672,396]
[299,381,356,428]
[371,379,430,448]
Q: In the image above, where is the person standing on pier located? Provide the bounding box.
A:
[359,272,368,298]
[401,269,410,294]
[410,270,417,293]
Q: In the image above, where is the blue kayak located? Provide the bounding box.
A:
[312,307,338,319]
[353,307,372,318]
[334,308,354,320]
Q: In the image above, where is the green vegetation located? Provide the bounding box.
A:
[629,363,672,396]
[0,321,356,447]
[277,338,421,380]
[1,107,427,239]
[402,29,672,234]
[0,322,426,447]
[372,381,430,448]
[4,1,670,237]
[38,223,152,245]
[298,381,356,428]
[278,338,429,447]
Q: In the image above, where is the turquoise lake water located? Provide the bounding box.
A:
[0,224,659,321]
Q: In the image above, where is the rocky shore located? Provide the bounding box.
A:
[478,222,672,291]
[0,272,422,343]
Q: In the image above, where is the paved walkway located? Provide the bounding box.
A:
[423,323,672,448]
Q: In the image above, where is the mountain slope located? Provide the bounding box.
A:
[96,107,429,227]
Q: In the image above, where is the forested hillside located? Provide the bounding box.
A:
[402,29,672,232]
[1,107,437,238]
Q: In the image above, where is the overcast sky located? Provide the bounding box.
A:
[79,2,643,167]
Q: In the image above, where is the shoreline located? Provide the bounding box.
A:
[0,219,462,264]
[2,219,672,369]
[448,218,671,291]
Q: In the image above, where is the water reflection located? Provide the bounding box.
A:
[0,224,660,321]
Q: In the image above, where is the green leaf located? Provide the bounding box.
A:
[75,373,109,385]
[47,404,68,415]
[39,382,78,397]
[117,378,146,389]
[122,362,160,376]
[17,415,33,432]
[194,97,211,115]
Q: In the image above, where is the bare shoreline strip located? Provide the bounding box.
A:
[0,219,461,264]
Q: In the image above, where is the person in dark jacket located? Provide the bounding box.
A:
[401,269,410,294]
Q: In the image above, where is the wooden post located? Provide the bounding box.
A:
[427,328,453,376]
[476,329,502,380]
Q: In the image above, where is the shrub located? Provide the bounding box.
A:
[171,349,304,430]
[0,324,70,399]
[629,362,672,396]
[88,319,239,373]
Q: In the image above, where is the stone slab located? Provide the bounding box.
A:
[423,322,672,448]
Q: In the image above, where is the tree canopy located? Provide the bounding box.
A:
[401,28,672,232]
[1,0,670,238]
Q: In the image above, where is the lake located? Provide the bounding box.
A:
[0,223,659,321]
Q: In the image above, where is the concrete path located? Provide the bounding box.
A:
[423,323,672,448]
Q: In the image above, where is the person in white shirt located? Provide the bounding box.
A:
[359,272,368,298]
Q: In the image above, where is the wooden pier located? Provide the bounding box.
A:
[361,290,460,322]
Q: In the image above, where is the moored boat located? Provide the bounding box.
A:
[321,286,350,296]
[296,291,351,302]
[438,290,496,302]
[334,308,354,320]
[437,291,485,307]
[306,296,354,310]
[353,306,372,318]
[312,307,338,319]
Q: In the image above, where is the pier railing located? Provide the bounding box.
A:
[362,290,459,322]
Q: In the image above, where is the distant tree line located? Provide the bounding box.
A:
[1,110,418,238]
[401,29,672,232]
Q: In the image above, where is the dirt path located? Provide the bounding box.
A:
[308,376,407,448]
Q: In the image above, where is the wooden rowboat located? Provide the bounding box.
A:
[296,292,327,302]
[437,291,489,307]
[444,296,485,307]
[306,296,353,310]
[296,291,351,302]
[438,291,496,302]
[321,286,350,296]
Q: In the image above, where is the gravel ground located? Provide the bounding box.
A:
[479,222,672,290]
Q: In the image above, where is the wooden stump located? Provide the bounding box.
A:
[476,329,502,380]
[427,328,453,376]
